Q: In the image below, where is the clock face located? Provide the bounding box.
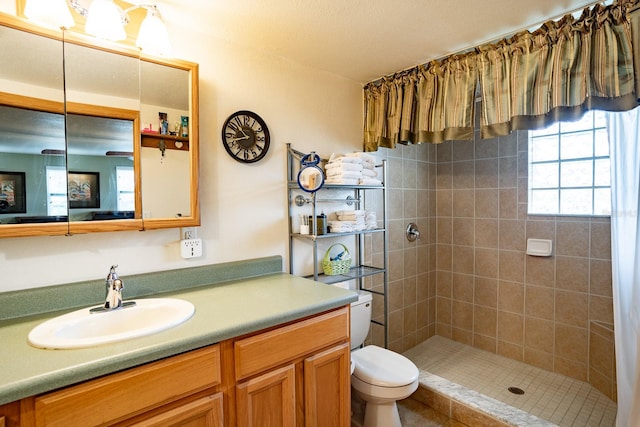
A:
[221,111,270,163]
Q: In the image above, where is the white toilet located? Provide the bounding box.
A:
[350,290,419,427]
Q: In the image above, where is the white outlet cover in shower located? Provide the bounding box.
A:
[526,238,553,256]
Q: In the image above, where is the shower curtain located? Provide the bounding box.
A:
[607,107,640,427]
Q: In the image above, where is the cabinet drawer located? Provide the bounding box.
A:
[35,345,221,427]
[235,307,349,380]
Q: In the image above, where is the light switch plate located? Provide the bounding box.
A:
[180,238,202,258]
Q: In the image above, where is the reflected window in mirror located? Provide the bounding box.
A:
[46,166,67,216]
[116,166,135,211]
[65,111,138,222]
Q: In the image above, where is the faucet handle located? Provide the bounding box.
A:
[107,265,120,281]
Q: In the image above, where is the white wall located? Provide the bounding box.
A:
[1,14,363,291]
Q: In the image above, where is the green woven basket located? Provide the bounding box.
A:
[322,243,352,275]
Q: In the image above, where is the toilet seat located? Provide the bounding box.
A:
[351,345,419,387]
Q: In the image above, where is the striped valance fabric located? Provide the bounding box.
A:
[363,0,640,151]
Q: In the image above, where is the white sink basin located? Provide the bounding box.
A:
[28,298,195,349]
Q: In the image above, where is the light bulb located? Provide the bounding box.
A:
[85,0,126,41]
[24,0,75,29]
[136,6,171,56]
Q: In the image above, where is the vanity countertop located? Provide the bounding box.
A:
[0,272,357,405]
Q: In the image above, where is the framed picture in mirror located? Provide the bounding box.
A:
[0,171,26,213]
[69,171,100,209]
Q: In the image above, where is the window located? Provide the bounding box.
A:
[46,166,67,216]
[116,166,135,211]
[528,110,611,216]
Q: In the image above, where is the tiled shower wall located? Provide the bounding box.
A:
[366,126,615,400]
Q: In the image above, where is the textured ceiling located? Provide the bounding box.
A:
[158,0,601,84]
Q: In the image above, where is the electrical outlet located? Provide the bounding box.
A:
[180,238,202,258]
[182,227,197,240]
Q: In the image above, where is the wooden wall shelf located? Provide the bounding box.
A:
[141,132,190,151]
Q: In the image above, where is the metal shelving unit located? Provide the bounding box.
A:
[286,144,389,347]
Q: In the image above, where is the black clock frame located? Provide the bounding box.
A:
[221,110,270,163]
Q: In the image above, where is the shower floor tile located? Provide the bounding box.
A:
[403,336,617,427]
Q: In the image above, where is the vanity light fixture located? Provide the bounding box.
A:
[84,0,126,41]
[24,0,171,55]
[24,0,74,29]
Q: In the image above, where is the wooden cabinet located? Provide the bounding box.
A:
[129,394,224,427]
[234,307,351,427]
[0,402,19,427]
[33,345,222,427]
[236,364,296,427]
[304,343,351,426]
[7,306,350,427]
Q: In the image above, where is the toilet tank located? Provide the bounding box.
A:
[350,290,373,349]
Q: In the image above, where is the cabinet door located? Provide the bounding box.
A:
[303,343,351,427]
[130,394,223,427]
[236,364,296,427]
[0,401,19,427]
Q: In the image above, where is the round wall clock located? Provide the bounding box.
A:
[221,110,270,163]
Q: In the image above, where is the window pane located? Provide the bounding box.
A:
[560,189,592,214]
[594,159,610,187]
[530,122,559,137]
[594,129,609,157]
[530,189,558,214]
[561,131,593,159]
[561,160,593,187]
[531,163,559,188]
[118,193,135,211]
[561,111,593,132]
[594,110,607,128]
[594,188,611,215]
[527,108,610,217]
[531,136,559,162]
[49,195,67,216]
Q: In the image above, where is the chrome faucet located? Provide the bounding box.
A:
[91,265,136,313]
[104,265,124,309]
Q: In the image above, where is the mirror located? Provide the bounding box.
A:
[298,167,325,192]
[0,17,68,236]
[297,152,325,193]
[0,13,199,238]
[139,60,192,221]
[63,40,142,233]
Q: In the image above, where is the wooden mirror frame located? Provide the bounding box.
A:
[0,13,199,238]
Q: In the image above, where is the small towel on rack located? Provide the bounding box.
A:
[325,177,360,185]
[362,168,378,178]
[325,162,363,172]
[327,154,363,164]
[359,177,383,186]
[325,169,362,179]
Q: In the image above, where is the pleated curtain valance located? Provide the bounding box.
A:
[363,0,640,152]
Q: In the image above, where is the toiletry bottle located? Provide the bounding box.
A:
[181,116,189,137]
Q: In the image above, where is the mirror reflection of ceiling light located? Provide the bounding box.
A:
[24,0,171,56]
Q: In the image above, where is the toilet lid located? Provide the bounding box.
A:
[351,345,419,387]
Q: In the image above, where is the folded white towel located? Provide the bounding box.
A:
[326,169,362,179]
[345,152,376,163]
[327,154,363,164]
[327,220,354,233]
[359,178,383,186]
[326,178,360,185]
[325,162,363,172]
[336,210,365,216]
[362,168,378,178]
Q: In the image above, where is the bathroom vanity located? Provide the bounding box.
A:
[0,257,356,427]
